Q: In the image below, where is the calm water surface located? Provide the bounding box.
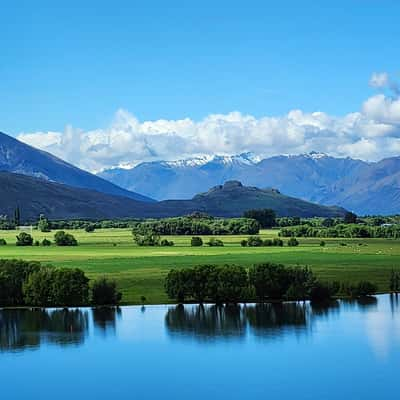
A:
[1,295,400,399]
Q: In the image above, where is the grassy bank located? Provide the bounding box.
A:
[0,228,399,304]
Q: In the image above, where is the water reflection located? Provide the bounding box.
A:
[92,307,121,336]
[165,301,343,342]
[0,308,89,352]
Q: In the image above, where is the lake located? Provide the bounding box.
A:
[1,295,400,399]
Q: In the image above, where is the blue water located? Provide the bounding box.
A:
[1,295,400,399]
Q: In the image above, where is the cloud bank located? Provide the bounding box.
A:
[18,73,400,172]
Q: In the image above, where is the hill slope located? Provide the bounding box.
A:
[0,174,345,220]
[0,131,153,202]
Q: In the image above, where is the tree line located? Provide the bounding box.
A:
[165,263,379,304]
[0,259,121,307]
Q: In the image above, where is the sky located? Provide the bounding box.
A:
[1,0,400,171]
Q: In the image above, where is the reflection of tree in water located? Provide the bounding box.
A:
[92,307,121,335]
[165,304,247,341]
[165,301,342,342]
[245,302,308,338]
[0,308,88,352]
[390,293,400,316]
[342,296,378,312]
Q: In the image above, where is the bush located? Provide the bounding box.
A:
[134,232,160,246]
[54,231,78,246]
[191,237,203,247]
[91,277,122,305]
[320,240,326,247]
[247,236,263,247]
[263,238,283,246]
[309,281,340,302]
[207,238,224,247]
[160,239,174,246]
[34,240,40,246]
[85,224,95,233]
[42,238,52,246]
[16,232,33,246]
[356,281,377,297]
[287,237,299,247]
[240,239,248,247]
[0,238,6,246]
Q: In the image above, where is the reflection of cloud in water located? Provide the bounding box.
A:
[365,295,400,359]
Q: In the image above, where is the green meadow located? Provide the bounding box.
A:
[1,228,399,304]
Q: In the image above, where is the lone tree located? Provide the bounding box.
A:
[16,232,33,246]
[243,209,276,228]
[91,277,122,306]
[38,215,51,232]
[54,231,78,246]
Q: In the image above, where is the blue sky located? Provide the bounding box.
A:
[1,1,400,169]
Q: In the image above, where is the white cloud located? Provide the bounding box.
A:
[17,75,400,172]
[369,72,390,89]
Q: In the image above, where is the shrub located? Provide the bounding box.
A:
[247,236,263,247]
[191,237,203,247]
[54,231,78,246]
[240,239,248,247]
[16,232,33,246]
[320,240,326,247]
[309,281,340,302]
[207,238,224,247]
[134,232,160,246]
[356,281,377,297]
[91,277,122,305]
[287,237,299,247]
[0,238,6,246]
[85,224,95,233]
[160,239,174,246]
[34,240,40,246]
[42,238,52,246]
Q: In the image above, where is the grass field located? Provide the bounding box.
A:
[1,228,400,304]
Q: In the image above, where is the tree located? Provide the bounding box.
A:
[344,212,357,224]
[54,231,78,246]
[0,238,6,245]
[191,237,203,246]
[38,216,51,232]
[85,224,95,233]
[165,269,191,303]
[287,237,299,247]
[91,277,122,305]
[16,232,33,246]
[247,236,263,247]
[14,206,20,226]
[42,238,52,246]
[243,209,276,228]
[23,267,58,306]
[160,239,174,246]
[389,270,400,293]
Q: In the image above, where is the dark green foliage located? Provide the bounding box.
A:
[207,238,224,247]
[14,206,20,226]
[160,239,174,246]
[309,281,340,302]
[34,240,40,246]
[84,224,95,233]
[247,236,263,247]
[287,237,299,247]
[341,281,378,297]
[42,238,52,246]
[16,232,33,246]
[389,270,400,293]
[54,231,78,246]
[263,238,283,247]
[134,232,161,246]
[91,277,122,305]
[320,240,326,247]
[23,268,89,307]
[240,239,248,247]
[191,237,203,247]
[131,216,260,236]
[0,259,41,306]
[243,209,276,228]
[0,238,6,245]
[165,269,192,303]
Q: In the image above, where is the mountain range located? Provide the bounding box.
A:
[99,152,400,215]
[0,173,345,221]
[0,131,153,202]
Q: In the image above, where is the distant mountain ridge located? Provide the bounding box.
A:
[0,131,153,202]
[99,152,400,214]
[0,173,345,221]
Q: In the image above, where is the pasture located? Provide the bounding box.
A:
[1,228,399,304]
